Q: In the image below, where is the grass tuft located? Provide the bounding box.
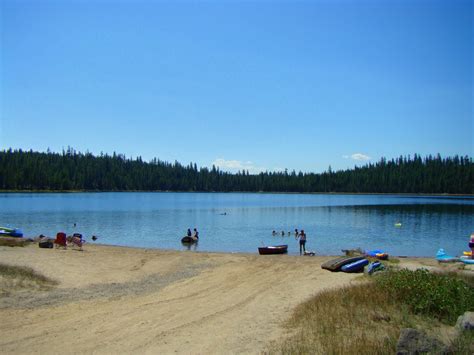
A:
[0,263,58,295]
[0,237,31,247]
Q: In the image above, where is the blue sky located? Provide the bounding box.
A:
[1,0,472,173]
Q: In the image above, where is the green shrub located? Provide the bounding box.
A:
[375,268,474,324]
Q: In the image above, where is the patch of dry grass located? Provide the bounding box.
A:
[0,263,58,296]
[268,273,470,354]
[0,237,31,247]
[269,284,405,354]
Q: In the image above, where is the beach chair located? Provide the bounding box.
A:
[70,233,84,251]
[54,232,67,249]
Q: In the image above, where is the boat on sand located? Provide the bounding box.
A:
[341,258,369,273]
[321,256,365,272]
[0,226,23,238]
[258,245,288,255]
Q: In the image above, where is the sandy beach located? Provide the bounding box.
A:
[0,243,444,354]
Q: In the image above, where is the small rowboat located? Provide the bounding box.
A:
[258,245,288,255]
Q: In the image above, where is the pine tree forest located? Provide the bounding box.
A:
[0,148,472,194]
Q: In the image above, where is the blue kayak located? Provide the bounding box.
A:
[341,258,369,273]
[367,261,384,274]
[0,227,23,238]
[460,256,474,265]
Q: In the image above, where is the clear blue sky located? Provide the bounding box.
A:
[1,0,472,173]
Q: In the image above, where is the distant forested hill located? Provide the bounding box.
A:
[0,148,472,194]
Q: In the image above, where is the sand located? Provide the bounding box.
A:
[0,243,445,354]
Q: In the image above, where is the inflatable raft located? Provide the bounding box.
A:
[0,227,23,238]
[436,249,459,263]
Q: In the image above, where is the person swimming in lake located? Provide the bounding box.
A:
[187,228,192,237]
[294,228,299,239]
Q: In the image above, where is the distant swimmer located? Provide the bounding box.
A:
[272,230,277,236]
[220,212,227,215]
[281,231,285,236]
[92,235,98,241]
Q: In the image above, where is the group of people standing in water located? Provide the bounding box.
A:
[272,228,308,255]
[186,228,199,241]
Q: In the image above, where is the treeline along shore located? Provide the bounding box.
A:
[0,148,473,194]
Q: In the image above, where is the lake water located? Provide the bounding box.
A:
[1,192,473,257]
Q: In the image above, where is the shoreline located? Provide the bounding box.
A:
[1,235,469,259]
[2,237,453,259]
[1,189,473,197]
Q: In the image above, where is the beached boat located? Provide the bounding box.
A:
[0,226,23,238]
[321,256,365,272]
[460,256,474,265]
[258,245,288,255]
[367,261,384,275]
[341,258,369,273]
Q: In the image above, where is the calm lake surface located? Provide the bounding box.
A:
[1,192,473,257]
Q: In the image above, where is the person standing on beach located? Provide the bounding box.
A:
[469,233,474,260]
[298,230,306,255]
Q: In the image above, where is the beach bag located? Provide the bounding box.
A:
[39,240,53,248]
